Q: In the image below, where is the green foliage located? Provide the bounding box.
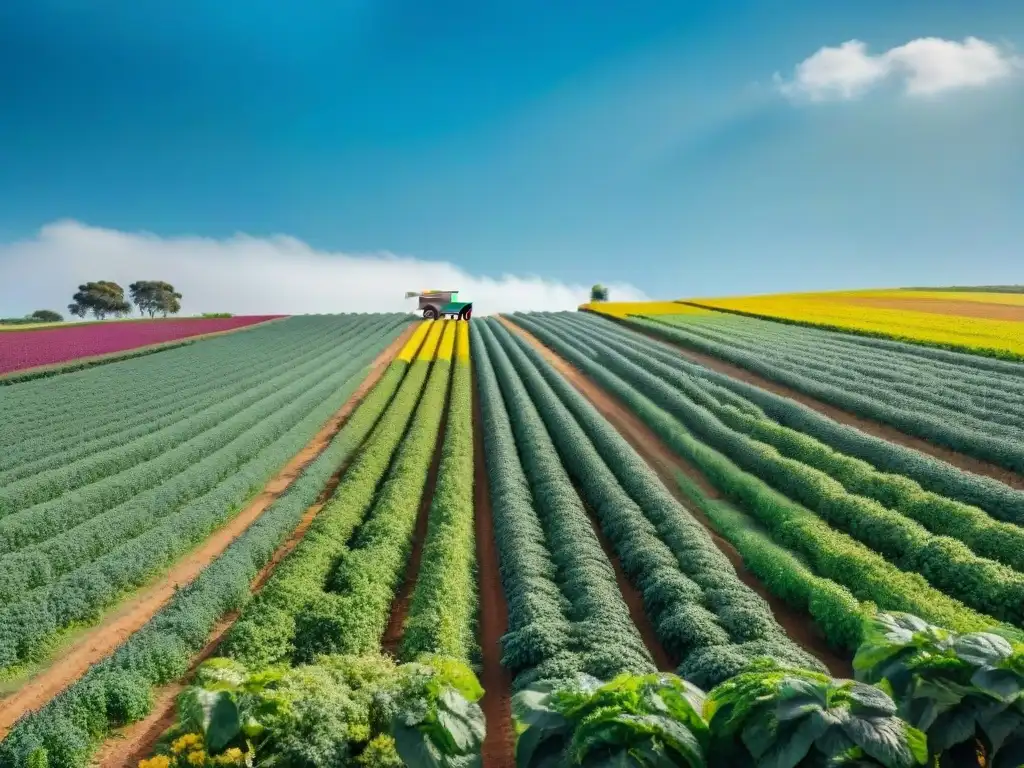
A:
[67,281,131,319]
[293,357,452,660]
[402,356,478,663]
[473,323,654,690]
[513,673,709,767]
[590,285,609,302]
[484,319,824,684]
[222,356,433,666]
[630,314,1024,474]
[508,313,998,636]
[29,310,63,322]
[0,318,407,671]
[200,312,233,318]
[706,659,927,768]
[129,281,183,317]
[0,332,410,768]
[854,612,1024,765]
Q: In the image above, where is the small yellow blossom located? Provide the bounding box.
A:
[213,747,246,765]
[137,756,171,768]
[171,734,203,754]
[186,749,207,767]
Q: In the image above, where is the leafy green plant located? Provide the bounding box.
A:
[512,673,709,767]
[854,612,1024,767]
[705,659,927,768]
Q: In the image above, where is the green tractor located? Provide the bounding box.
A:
[405,290,473,320]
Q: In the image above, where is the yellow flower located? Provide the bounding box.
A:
[213,747,245,765]
[186,749,207,767]
[138,757,171,768]
[171,734,203,754]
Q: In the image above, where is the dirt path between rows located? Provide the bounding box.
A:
[500,318,852,677]
[0,324,415,746]
[473,377,516,768]
[841,297,1024,322]
[577,491,676,672]
[382,363,453,658]
[601,315,1024,491]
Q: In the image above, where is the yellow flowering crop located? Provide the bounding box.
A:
[416,319,445,360]
[138,756,172,768]
[579,301,710,318]
[186,750,207,767]
[435,320,456,361]
[455,321,470,362]
[398,320,433,362]
[692,293,1024,357]
[170,734,203,755]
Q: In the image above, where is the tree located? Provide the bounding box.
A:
[29,310,63,322]
[590,284,609,302]
[129,281,183,318]
[67,281,131,320]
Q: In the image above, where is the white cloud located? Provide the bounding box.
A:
[776,36,1021,101]
[0,220,648,317]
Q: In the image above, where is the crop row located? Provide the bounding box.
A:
[653,314,1024,434]
[401,323,478,663]
[0,325,413,768]
[474,321,660,692]
[0,317,397,518]
[2,315,394,469]
[510,313,1001,639]
[0,314,362,434]
[0,317,374,481]
[558,315,1024,574]
[481,319,824,687]
[222,321,447,667]
[546,318,1024,624]
[626,315,1024,473]
[0,322,407,671]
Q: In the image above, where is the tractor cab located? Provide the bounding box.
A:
[404,290,473,320]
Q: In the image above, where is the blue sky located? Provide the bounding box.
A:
[0,1,1021,312]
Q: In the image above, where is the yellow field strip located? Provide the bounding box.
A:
[435,320,457,361]
[416,319,446,361]
[398,321,433,362]
[455,322,470,362]
[579,301,711,318]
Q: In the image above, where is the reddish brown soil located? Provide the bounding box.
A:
[841,296,1024,321]
[500,318,853,677]
[473,378,516,768]
[0,324,415,746]
[577,491,676,672]
[611,316,1024,491]
[382,365,453,657]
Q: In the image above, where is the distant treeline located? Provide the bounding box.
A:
[901,285,1024,294]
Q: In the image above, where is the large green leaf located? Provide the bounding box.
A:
[206,694,243,753]
[954,634,1014,668]
[971,668,1023,702]
[757,716,829,768]
[842,716,923,768]
[394,722,446,768]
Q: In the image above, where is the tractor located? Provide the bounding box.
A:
[405,290,473,320]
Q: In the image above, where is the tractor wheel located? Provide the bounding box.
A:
[423,306,439,320]
[463,307,472,320]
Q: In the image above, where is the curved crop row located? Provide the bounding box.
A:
[561,315,1024,574]
[0,333,410,768]
[483,319,824,687]
[401,323,478,662]
[0,323,407,671]
[508,314,999,635]
[222,322,441,667]
[628,315,1024,473]
[473,322,655,692]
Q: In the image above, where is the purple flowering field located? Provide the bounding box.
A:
[0,316,283,375]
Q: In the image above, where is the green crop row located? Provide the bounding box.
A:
[401,354,478,663]
[293,356,451,661]
[222,356,433,667]
[470,323,577,689]
[0,327,405,672]
[0,326,397,604]
[0,316,379,485]
[509,314,999,636]
[0,344,409,768]
[484,319,825,688]
[629,315,1024,474]
[652,315,1024,436]
[474,322,655,691]
[545,319,1024,623]
[565,315,1024,575]
[0,318,392,524]
[576,313,1024,526]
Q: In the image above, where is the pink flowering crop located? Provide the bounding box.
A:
[0,316,285,375]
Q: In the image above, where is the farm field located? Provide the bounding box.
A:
[2,304,1024,767]
[0,315,285,380]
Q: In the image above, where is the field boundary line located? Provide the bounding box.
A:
[0,323,415,741]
